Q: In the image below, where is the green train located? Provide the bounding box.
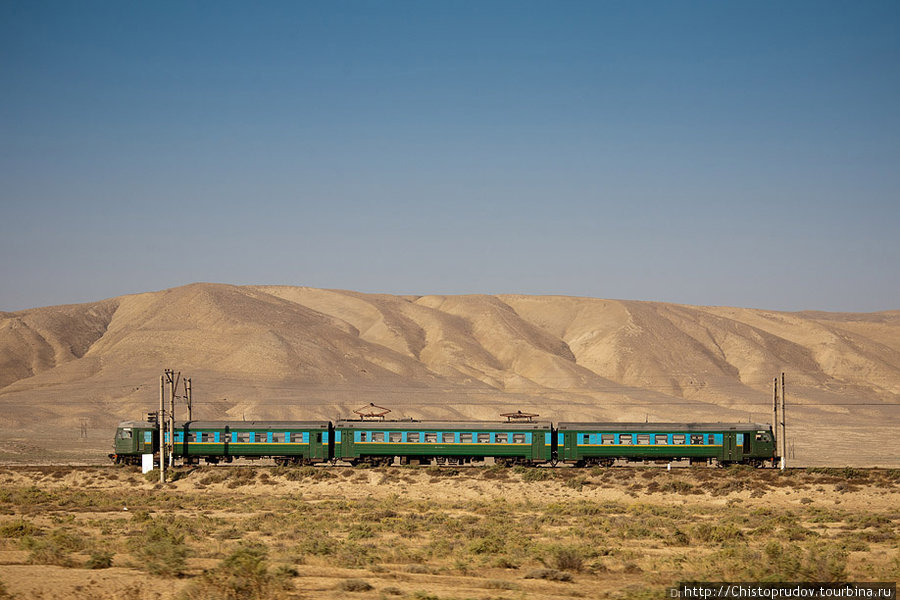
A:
[112,418,777,467]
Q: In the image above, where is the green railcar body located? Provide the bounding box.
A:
[168,421,332,465]
[111,421,158,464]
[335,420,554,465]
[558,422,776,466]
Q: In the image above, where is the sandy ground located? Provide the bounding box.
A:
[0,465,898,599]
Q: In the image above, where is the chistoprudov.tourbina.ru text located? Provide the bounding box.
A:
[672,584,896,599]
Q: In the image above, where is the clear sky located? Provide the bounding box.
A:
[2,1,898,312]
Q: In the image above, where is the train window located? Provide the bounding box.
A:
[389,432,402,443]
[637,434,651,445]
[359,432,367,442]
[408,432,420,443]
[690,434,704,445]
[707,434,716,445]
[477,433,490,443]
[496,433,508,443]
[424,433,437,443]
[460,433,473,443]
[372,432,385,443]
[673,434,685,445]
[512,433,526,444]
[619,434,633,445]
[655,434,668,445]
[442,433,455,443]
[200,432,214,442]
[580,434,589,445]
[236,432,250,443]
[601,434,615,445]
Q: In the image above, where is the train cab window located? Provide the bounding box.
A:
[512,433,526,444]
[637,434,651,445]
[389,432,402,443]
[655,434,668,445]
[477,433,490,443]
[372,432,385,443]
[756,432,769,442]
[619,434,633,445]
[601,434,615,445]
[690,434,704,445]
[359,432,367,442]
[459,433,473,443]
[707,434,716,445]
[496,433,508,443]
[442,433,455,443]
[408,432,420,443]
[118,428,133,439]
[424,433,437,443]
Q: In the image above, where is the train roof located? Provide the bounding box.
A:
[116,421,157,428]
[175,420,331,429]
[336,420,552,431]
[556,422,769,432]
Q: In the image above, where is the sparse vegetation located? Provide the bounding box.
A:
[0,465,897,599]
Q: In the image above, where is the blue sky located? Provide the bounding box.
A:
[1,1,898,312]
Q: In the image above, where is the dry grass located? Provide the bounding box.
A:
[0,466,898,599]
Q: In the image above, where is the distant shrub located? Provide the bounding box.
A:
[85,550,114,569]
[180,542,293,600]
[524,568,574,582]
[336,579,373,592]
[0,520,41,538]
[131,522,187,577]
[552,547,585,572]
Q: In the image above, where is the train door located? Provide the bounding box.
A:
[724,434,743,462]
[311,430,325,461]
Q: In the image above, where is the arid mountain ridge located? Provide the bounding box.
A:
[1,283,898,465]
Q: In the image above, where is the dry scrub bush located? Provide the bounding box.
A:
[179,543,294,600]
[130,521,187,577]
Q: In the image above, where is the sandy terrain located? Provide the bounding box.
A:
[0,465,897,599]
[1,283,898,466]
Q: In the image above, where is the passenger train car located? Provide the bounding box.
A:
[112,418,778,467]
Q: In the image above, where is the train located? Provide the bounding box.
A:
[111,417,778,468]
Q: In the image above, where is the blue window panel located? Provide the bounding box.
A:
[558,433,564,445]
[164,432,169,443]
[147,431,155,444]
[323,431,329,443]
[267,432,273,443]
[231,432,237,443]
[736,434,743,445]
[303,432,309,443]
[544,432,551,445]
[174,432,183,443]
[249,432,255,443]
[335,431,342,443]
[214,432,220,443]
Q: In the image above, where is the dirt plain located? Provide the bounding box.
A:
[0,464,897,599]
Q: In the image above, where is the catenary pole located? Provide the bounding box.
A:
[781,372,787,469]
[159,374,165,483]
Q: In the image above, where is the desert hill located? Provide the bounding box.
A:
[1,283,898,465]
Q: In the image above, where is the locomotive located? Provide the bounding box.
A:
[111,417,778,468]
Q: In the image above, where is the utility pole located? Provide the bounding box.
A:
[780,372,787,470]
[773,377,779,468]
[165,369,180,468]
[159,375,166,483]
[185,378,192,421]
